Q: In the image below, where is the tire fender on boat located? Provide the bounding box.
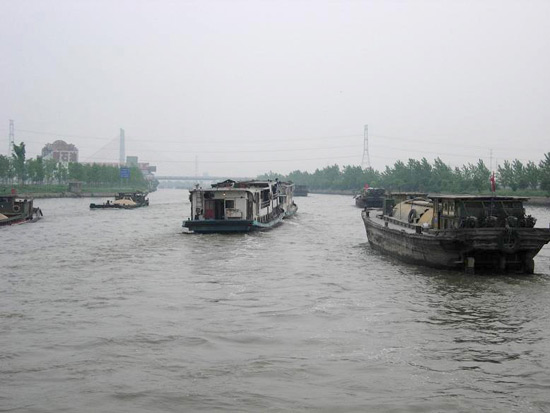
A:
[13,205,20,213]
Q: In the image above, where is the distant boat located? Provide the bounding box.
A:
[294,185,309,197]
[362,194,550,274]
[183,179,297,233]
[0,195,43,226]
[90,192,149,209]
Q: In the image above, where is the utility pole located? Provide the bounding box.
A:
[119,128,125,165]
[8,119,14,155]
[361,124,371,169]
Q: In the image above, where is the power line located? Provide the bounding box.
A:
[13,125,547,153]
[87,154,362,164]
[15,127,362,145]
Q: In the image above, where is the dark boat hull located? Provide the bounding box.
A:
[183,215,284,234]
[90,202,148,209]
[284,204,298,218]
[355,197,384,209]
[0,208,42,227]
[362,211,550,273]
[183,219,254,233]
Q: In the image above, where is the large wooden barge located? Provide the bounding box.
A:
[0,195,43,226]
[362,194,550,274]
[183,179,297,233]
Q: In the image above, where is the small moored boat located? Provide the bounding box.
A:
[0,195,43,226]
[90,192,149,209]
[362,194,550,274]
[183,179,297,233]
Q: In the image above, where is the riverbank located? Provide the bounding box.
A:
[310,189,355,196]
[15,192,117,199]
[309,189,550,205]
[1,184,151,199]
[525,196,550,206]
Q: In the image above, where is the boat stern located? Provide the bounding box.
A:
[183,219,254,234]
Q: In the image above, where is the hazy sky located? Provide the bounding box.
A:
[1,0,549,177]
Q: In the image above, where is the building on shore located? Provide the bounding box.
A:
[41,140,79,165]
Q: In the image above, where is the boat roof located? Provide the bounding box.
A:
[428,194,529,201]
[0,195,32,200]
[389,191,428,196]
[118,191,147,196]
[210,179,280,189]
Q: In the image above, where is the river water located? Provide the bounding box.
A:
[2,189,550,412]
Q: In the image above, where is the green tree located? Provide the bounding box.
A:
[512,160,528,190]
[498,160,516,191]
[68,162,86,182]
[430,157,455,193]
[0,155,11,183]
[472,159,490,192]
[55,163,68,184]
[11,142,26,184]
[524,161,539,190]
[539,152,550,193]
[44,159,58,184]
[26,156,45,184]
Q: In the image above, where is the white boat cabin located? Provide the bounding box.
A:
[189,180,289,223]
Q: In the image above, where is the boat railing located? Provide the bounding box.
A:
[382,215,424,232]
[257,207,283,223]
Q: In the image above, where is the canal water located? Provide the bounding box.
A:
[2,190,550,412]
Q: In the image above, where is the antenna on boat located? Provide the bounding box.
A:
[8,119,14,155]
[361,124,371,169]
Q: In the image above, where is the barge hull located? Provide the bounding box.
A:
[362,211,550,273]
[183,219,254,233]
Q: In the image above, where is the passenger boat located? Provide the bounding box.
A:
[183,179,297,233]
[354,187,386,208]
[90,192,149,209]
[294,185,309,197]
[361,194,550,274]
[0,195,43,226]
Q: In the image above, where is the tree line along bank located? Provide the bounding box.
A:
[260,154,550,195]
[1,142,151,192]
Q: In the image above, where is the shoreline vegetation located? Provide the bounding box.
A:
[308,189,550,205]
[1,184,151,199]
[259,155,550,201]
[1,145,156,198]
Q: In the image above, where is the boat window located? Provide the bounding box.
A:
[225,200,235,209]
[261,190,270,208]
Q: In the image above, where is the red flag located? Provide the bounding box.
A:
[490,172,496,192]
[364,183,369,190]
